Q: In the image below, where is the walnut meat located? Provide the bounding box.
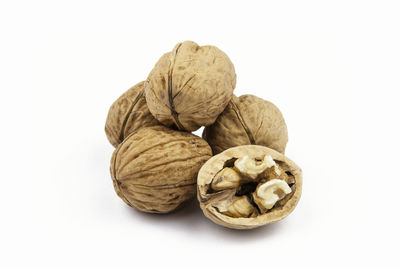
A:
[105,81,160,147]
[203,94,288,154]
[197,145,302,229]
[145,41,236,132]
[111,125,212,213]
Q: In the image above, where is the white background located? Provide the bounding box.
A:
[1,0,399,266]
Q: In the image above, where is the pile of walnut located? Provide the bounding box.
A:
[105,41,302,229]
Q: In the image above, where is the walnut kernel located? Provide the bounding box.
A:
[253,179,292,213]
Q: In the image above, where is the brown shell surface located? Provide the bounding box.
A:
[111,125,212,213]
[197,145,302,229]
[203,94,288,154]
[105,81,160,147]
[145,40,236,132]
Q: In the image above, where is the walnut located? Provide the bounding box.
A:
[110,125,212,213]
[210,168,242,191]
[145,41,236,132]
[219,196,256,218]
[252,179,292,213]
[197,145,302,229]
[234,155,277,179]
[203,94,288,154]
[105,81,160,147]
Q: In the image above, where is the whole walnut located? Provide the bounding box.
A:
[105,81,160,147]
[197,145,302,229]
[203,94,288,154]
[145,41,236,132]
[110,125,212,213]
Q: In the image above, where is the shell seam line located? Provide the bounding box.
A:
[111,139,135,207]
[118,90,144,142]
[173,74,195,100]
[124,182,196,190]
[168,43,186,131]
[231,101,255,144]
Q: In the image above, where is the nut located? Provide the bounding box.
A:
[203,94,288,154]
[197,145,302,229]
[253,179,292,213]
[258,164,294,184]
[111,125,212,213]
[105,81,160,147]
[221,196,256,218]
[145,41,236,132]
[211,168,242,191]
[234,155,276,179]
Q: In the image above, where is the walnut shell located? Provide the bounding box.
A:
[111,125,212,213]
[197,145,302,229]
[145,41,236,132]
[203,94,288,154]
[105,81,160,147]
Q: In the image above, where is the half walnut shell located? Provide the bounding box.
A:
[197,145,302,229]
